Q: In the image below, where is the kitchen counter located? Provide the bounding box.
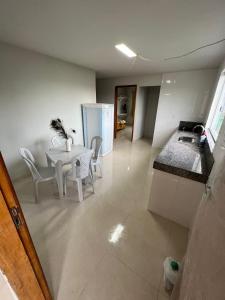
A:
[153,130,214,183]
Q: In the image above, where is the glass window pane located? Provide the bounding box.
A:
[208,74,225,141]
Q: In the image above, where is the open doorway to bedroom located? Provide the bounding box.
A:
[140,86,161,144]
[114,85,137,142]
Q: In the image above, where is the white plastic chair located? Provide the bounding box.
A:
[51,135,67,148]
[90,136,103,178]
[19,148,57,202]
[63,150,94,202]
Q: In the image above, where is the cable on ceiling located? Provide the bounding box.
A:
[138,55,152,62]
[129,55,137,71]
[164,37,225,60]
[135,37,225,63]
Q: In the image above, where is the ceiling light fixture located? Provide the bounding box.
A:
[115,43,137,58]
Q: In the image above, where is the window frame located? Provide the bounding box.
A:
[206,70,225,144]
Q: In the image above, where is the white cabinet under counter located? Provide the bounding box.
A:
[148,123,214,229]
[148,169,205,228]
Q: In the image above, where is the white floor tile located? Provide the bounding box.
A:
[14,138,189,300]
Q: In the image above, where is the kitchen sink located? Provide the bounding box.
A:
[178,136,195,143]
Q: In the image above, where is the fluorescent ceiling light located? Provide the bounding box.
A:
[115,43,137,58]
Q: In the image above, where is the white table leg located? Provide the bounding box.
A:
[56,160,64,200]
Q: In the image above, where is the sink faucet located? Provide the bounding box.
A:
[193,124,205,135]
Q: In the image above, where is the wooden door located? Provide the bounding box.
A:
[0,152,52,300]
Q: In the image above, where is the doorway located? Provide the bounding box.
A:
[141,86,160,142]
[114,85,137,142]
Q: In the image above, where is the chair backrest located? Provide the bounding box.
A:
[51,135,67,148]
[71,150,93,180]
[19,148,41,180]
[90,136,102,160]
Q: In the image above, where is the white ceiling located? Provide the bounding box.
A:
[0,0,225,78]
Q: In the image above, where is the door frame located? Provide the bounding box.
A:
[114,85,137,141]
[0,152,52,300]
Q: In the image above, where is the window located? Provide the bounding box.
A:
[206,71,225,142]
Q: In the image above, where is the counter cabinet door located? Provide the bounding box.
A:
[176,177,205,227]
[149,169,205,228]
[149,169,179,218]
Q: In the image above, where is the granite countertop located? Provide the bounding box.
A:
[153,130,214,183]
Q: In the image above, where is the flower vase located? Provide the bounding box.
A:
[66,138,72,152]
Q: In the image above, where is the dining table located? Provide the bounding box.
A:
[46,144,90,199]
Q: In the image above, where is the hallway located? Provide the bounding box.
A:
[116,125,133,143]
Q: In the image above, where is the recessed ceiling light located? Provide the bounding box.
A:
[115,43,137,58]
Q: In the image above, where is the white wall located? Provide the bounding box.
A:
[152,69,218,148]
[0,42,96,180]
[143,87,160,139]
[0,270,18,300]
[96,74,162,142]
[97,70,217,147]
[96,74,162,104]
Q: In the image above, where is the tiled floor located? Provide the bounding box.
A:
[14,138,189,300]
[116,125,133,142]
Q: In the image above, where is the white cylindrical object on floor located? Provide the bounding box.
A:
[163,257,180,291]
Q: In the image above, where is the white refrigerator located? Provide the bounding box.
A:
[82,103,114,156]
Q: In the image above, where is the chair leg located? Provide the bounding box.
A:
[90,174,95,193]
[76,179,83,202]
[34,181,39,203]
[98,162,103,178]
[91,163,97,181]
[90,164,94,180]
[63,176,67,196]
